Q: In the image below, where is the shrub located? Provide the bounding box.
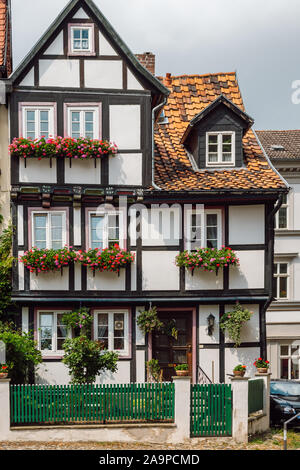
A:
[219,303,253,347]
[62,307,93,337]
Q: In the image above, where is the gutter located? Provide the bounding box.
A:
[151,97,167,191]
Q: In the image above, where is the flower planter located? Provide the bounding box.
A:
[0,373,8,379]
[233,370,245,377]
[175,370,189,377]
[256,368,268,374]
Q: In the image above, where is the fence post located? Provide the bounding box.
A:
[229,376,249,443]
[255,372,271,431]
[172,376,191,442]
[0,379,11,440]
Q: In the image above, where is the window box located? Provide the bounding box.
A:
[20,247,75,274]
[176,246,239,275]
[75,245,135,275]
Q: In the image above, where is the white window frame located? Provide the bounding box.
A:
[31,210,67,250]
[185,208,222,251]
[94,309,129,357]
[87,209,125,250]
[279,343,300,380]
[20,103,56,140]
[68,23,95,55]
[275,193,288,230]
[37,310,71,356]
[206,131,235,167]
[65,104,101,139]
[273,261,289,300]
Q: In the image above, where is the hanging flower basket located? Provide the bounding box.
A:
[9,137,118,160]
[74,244,135,275]
[19,247,76,274]
[175,246,239,275]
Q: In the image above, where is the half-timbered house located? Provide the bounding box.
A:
[7,0,288,384]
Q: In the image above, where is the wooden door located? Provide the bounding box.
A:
[152,311,192,381]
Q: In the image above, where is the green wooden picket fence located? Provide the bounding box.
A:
[248,379,264,415]
[10,383,175,426]
[190,384,232,437]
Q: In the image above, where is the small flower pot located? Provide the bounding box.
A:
[256,368,268,374]
[233,370,245,377]
[0,373,8,379]
[175,370,189,377]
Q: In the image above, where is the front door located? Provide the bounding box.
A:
[152,311,192,381]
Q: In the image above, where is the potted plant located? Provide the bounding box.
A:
[0,364,9,379]
[233,364,246,377]
[254,358,269,373]
[174,364,189,376]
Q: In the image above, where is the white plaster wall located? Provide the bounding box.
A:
[17,205,24,246]
[199,305,220,344]
[109,153,142,186]
[136,350,146,383]
[99,31,118,56]
[292,183,300,229]
[142,251,180,291]
[185,268,223,290]
[19,158,57,184]
[97,361,131,384]
[131,252,137,291]
[73,207,81,246]
[109,105,141,149]
[44,31,64,55]
[18,251,24,291]
[229,250,265,289]
[39,60,80,88]
[30,268,69,291]
[224,304,260,343]
[74,263,82,291]
[21,307,29,333]
[136,307,146,346]
[141,207,181,246]
[87,268,126,291]
[127,69,144,90]
[85,60,123,89]
[64,158,101,184]
[224,347,260,383]
[266,310,300,324]
[72,7,90,19]
[275,236,299,253]
[19,68,34,87]
[199,349,219,384]
[228,205,265,245]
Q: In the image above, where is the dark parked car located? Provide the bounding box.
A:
[270,380,300,426]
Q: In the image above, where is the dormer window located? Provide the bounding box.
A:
[206,132,235,166]
[68,24,95,55]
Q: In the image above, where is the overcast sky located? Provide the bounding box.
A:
[11,0,300,130]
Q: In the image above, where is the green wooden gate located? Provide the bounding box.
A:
[190,384,232,437]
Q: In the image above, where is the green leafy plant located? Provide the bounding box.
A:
[20,246,76,274]
[175,246,239,274]
[219,303,253,347]
[75,245,135,274]
[0,322,42,384]
[146,359,162,382]
[174,364,189,371]
[162,319,178,340]
[0,364,9,373]
[62,336,118,384]
[137,307,164,335]
[233,364,247,372]
[62,307,92,337]
[253,358,269,369]
[0,224,15,321]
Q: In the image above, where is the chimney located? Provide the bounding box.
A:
[164,73,172,87]
[135,52,155,75]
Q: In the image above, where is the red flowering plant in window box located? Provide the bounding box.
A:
[19,246,76,275]
[175,246,239,275]
[9,136,118,160]
[75,244,135,275]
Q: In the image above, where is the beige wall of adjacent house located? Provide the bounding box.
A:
[0,104,10,229]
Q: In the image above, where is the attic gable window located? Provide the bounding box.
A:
[68,24,95,56]
[206,132,235,166]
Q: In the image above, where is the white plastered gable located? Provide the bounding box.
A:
[72,7,90,19]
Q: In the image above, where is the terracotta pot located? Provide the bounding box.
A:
[233,370,245,377]
[175,370,189,376]
[256,368,268,374]
[0,373,8,379]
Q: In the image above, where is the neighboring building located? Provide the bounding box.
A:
[256,130,300,380]
[0,0,12,227]
[7,0,287,385]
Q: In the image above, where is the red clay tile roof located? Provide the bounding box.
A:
[0,0,11,77]
[153,72,286,191]
[256,130,300,160]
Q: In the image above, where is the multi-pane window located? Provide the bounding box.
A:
[22,106,55,140]
[186,210,221,250]
[71,26,92,52]
[273,262,289,299]
[89,212,121,250]
[206,132,235,166]
[66,105,100,139]
[275,194,288,229]
[39,312,69,353]
[95,311,128,355]
[280,344,300,379]
[32,212,66,249]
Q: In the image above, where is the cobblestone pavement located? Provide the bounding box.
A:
[0,434,290,450]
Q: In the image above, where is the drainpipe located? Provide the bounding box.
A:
[151,97,167,190]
